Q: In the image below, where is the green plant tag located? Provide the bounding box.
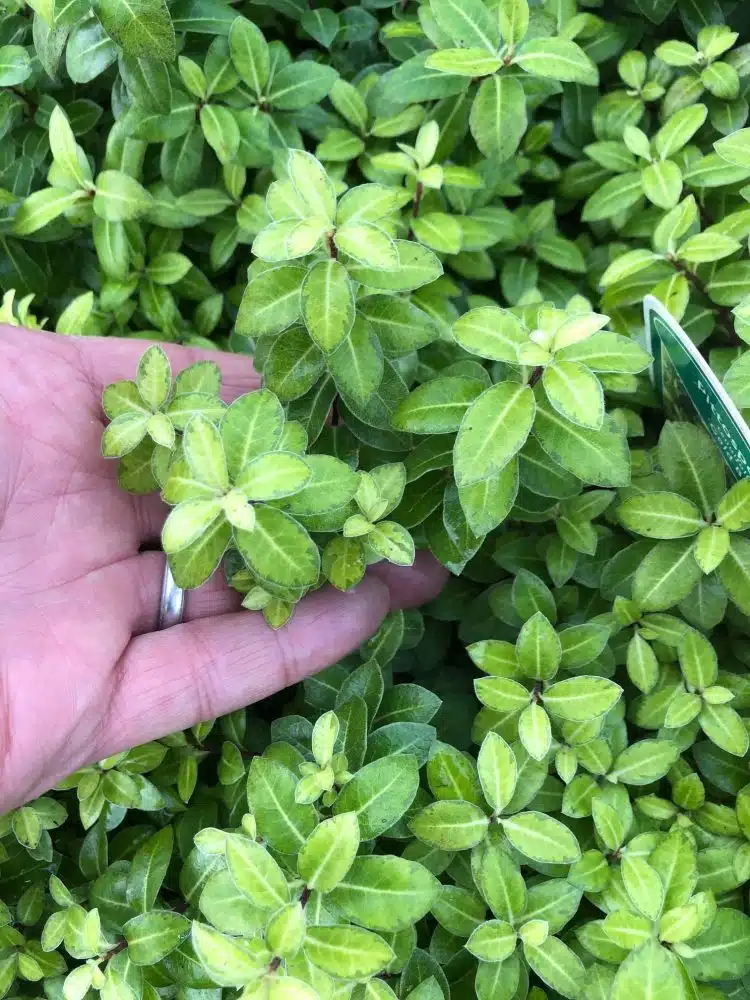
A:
[645,295,750,479]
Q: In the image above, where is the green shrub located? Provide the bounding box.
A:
[5,1,750,999]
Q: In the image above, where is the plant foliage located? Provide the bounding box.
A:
[5,0,750,999]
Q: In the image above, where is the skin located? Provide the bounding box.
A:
[0,326,446,813]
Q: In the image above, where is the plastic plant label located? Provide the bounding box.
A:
[645,294,750,480]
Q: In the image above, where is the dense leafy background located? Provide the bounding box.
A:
[5,0,750,999]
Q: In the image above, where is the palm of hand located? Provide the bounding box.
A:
[0,327,444,812]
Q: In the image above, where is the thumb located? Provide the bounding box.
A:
[98,577,391,757]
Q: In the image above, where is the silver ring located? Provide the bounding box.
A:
[158,561,185,630]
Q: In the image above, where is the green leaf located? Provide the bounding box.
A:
[183,414,228,492]
[304,926,394,979]
[328,315,384,409]
[603,909,653,950]
[600,249,664,287]
[475,675,531,713]
[298,813,360,893]
[676,231,740,264]
[516,612,561,681]
[301,8,338,48]
[426,48,502,77]
[284,454,359,517]
[499,0,529,46]
[633,538,702,611]
[368,521,415,567]
[458,459,519,535]
[477,731,517,815]
[618,492,704,539]
[452,307,528,363]
[715,128,750,168]
[166,515,231,588]
[555,333,651,374]
[49,105,91,188]
[236,452,311,501]
[611,939,682,1000]
[126,827,173,913]
[658,421,725,517]
[235,264,304,338]
[200,104,239,164]
[301,259,355,354]
[333,755,420,840]
[13,188,84,235]
[101,412,149,458]
[518,703,551,762]
[346,241,442,292]
[582,172,643,223]
[559,623,610,669]
[718,536,750,613]
[235,505,319,590]
[357,296,437,357]
[411,213,463,255]
[466,920,518,963]
[717,479,750,531]
[392,376,484,434]
[66,17,117,83]
[220,390,284,480]
[610,739,680,785]
[470,75,527,161]
[694,524,729,574]
[225,833,290,910]
[514,568,556,621]
[0,44,32,86]
[454,382,535,487]
[502,811,581,864]
[136,344,171,411]
[322,536,365,591]
[475,955,521,1000]
[430,0,499,51]
[94,171,151,222]
[12,806,41,849]
[432,884,486,937]
[543,676,621,722]
[410,799,490,851]
[542,362,604,430]
[96,0,176,59]
[335,223,398,270]
[198,869,265,937]
[533,391,630,487]
[622,856,664,920]
[267,62,338,111]
[228,16,269,95]
[336,185,412,226]
[515,37,598,85]
[327,856,439,931]
[653,104,707,160]
[700,703,750,757]
[523,935,585,999]
[264,328,325,403]
[246,757,317,854]
[123,910,190,965]
[681,908,750,981]
[642,160,683,210]
[474,839,527,923]
[678,628,717,689]
[191,921,269,986]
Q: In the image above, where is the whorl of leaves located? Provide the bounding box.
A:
[5,0,750,1000]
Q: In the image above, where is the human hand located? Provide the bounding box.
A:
[0,326,446,813]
